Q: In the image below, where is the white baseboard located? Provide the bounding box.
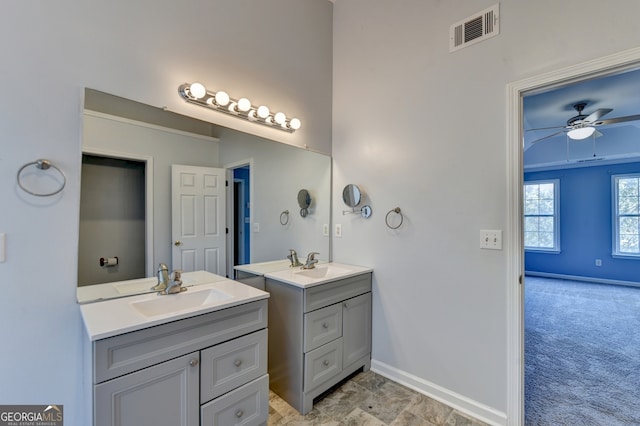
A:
[371,359,507,426]
[525,271,640,288]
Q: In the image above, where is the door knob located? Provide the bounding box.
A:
[174,240,183,246]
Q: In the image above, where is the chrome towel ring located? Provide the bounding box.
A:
[385,207,404,229]
[17,159,66,197]
[280,210,290,225]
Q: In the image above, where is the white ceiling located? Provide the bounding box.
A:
[523,66,640,171]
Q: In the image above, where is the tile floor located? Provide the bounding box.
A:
[268,370,489,426]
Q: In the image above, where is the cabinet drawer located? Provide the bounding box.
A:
[304,304,342,352]
[200,374,269,426]
[93,300,267,383]
[304,273,371,313]
[200,329,267,404]
[304,338,343,392]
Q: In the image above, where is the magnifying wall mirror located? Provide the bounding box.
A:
[342,184,372,218]
[298,189,312,217]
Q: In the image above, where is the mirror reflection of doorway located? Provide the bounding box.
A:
[78,154,146,286]
[233,166,251,266]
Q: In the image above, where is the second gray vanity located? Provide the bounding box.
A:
[264,264,372,414]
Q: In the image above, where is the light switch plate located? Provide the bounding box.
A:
[480,229,502,250]
[253,223,260,233]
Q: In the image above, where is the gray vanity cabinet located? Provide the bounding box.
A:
[266,273,372,414]
[88,300,269,426]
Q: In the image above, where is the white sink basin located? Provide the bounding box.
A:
[130,288,233,317]
[264,262,372,288]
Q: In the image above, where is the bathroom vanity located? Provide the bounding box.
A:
[233,259,292,290]
[80,273,270,426]
[263,263,372,414]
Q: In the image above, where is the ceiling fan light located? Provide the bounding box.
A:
[567,126,596,140]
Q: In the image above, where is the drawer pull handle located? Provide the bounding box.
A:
[234,359,242,367]
[343,302,349,308]
[322,322,329,329]
[323,359,330,366]
[235,409,244,418]
[189,359,199,367]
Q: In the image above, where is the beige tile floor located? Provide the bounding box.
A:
[268,370,489,426]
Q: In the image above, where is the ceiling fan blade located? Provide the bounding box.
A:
[596,114,640,126]
[525,125,567,132]
[584,108,613,123]
[530,130,566,144]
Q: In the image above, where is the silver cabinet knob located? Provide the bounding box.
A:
[174,240,183,246]
[323,360,329,366]
[343,302,349,308]
[234,359,242,367]
[322,322,329,329]
[189,358,199,367]
[235,409,244,418]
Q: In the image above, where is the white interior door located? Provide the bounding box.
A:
[172,164,226,276]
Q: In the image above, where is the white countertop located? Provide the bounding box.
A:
[80,273,269,341]
[264,262,372,288]
[234,259,293,276]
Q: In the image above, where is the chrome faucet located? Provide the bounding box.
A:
[287,249,303,268]
[151,263,170,292]
[302,252,319,269]
[163,270,186,294]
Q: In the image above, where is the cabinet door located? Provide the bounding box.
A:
[95,352,199,426]
[342,292,372,368]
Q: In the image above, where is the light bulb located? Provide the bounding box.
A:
[274,112,286,125]
[567,126,596,140]
[237,98,252,112]
[257,105,270,119]
[289,118,301,130]
[189,83,206,99]
[215,91,230,107]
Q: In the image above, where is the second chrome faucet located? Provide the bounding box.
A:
[151,263,186,295]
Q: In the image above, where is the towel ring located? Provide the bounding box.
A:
[17,159,66,197]
[280,210,290,225]
[385,207,403,230]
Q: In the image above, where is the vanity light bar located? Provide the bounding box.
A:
[178,83,301,133]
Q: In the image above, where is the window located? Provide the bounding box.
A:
[613,174,640,257]
[524,180,559,251]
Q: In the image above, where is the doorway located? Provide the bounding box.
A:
[225,160,253,277]
[78,154,147,286]
[507,46,640,425]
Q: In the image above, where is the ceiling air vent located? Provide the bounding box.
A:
[449,4,500,53]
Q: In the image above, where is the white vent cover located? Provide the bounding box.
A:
[449,4,500,52]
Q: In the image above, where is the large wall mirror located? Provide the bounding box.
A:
[77,89,331,303]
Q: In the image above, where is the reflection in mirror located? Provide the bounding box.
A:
[78,89,331,303]
[297,189,312,217]
[342,184,361,207]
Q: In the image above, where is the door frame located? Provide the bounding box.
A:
[82,146,154,278]
[506,46,640,425]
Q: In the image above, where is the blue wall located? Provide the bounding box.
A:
[525,161,640,283]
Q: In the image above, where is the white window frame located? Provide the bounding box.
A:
[612,173,640,258]
[524,179,560,253]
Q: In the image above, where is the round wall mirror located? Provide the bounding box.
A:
[342,184,361,207]
[298,189,312,217]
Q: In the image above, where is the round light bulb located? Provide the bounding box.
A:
[567,126,596,140]
[274,112,286,125]
[289,118,301,130]
[215,91,230,107]
[189,83,206,99]
[257,105,270,119]
[237,98,252,112]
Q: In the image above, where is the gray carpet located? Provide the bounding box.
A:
[525,276,640,425]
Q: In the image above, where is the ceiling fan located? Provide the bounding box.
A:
[527,102,640,144]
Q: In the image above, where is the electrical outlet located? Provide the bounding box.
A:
[322,224,329,236]
[480,229,502,250]
[335,224,342,238]
[595,259,602,267]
